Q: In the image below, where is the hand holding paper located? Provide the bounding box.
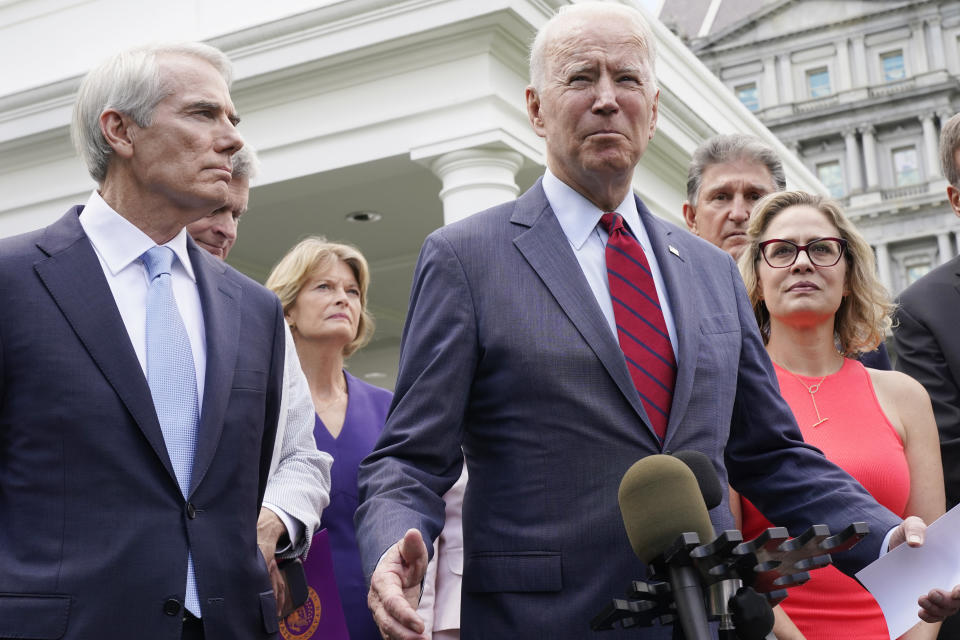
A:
[858,509,960,639]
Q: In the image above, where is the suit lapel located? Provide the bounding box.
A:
[637,200,699,448]
[188,242,242,496]
[33,208,178,483]
[511,183,651,429]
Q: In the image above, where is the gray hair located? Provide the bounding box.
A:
[940,112,960,187]
[232,145,259,181]
[528,2,657,91]
[71,42,234,184]
[686,133,786,206]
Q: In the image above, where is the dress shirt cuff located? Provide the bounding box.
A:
[263,502,304,553]
[880,526,897,558]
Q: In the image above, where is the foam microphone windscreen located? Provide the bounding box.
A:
[618,454,715,564]
[672,450,724,510]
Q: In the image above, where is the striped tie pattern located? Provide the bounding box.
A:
[600,212,676,439]
[142,246,202,616]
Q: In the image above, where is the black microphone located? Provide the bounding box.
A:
[671,450,723,510]
[672,450,774,640]
[619,455,714,640]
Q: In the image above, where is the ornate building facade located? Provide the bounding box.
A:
[665,0,960,296]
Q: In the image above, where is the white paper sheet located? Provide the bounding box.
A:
[856,504,960,639]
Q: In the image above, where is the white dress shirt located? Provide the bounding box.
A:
[78,191,206,402]
[542,169,678,356]
[79,191,316,550]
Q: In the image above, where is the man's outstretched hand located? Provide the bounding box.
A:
[368,528,429,640]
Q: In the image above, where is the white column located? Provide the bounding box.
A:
[431,149,524,225]
[912,21,929,74]
[851,35,867,86]
[955,233,960,257]
[778,53,794,103]
[938,232,953,264]
[922,113,940,179]
[843,128,863,194]
[929,17,945,70]
[874,242,893,293]
[860,125,879,190]
[762,55,779,106]
[835,37,851,91]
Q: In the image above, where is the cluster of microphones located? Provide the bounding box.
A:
[591,452,869,640]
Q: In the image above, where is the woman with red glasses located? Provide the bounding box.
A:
[733,191,944,640]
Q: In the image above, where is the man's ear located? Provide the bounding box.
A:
[647,89,659,141]
[526,86,546,138]
[948,184,960,218]
[682,201,698,233]
[99,109,137,159]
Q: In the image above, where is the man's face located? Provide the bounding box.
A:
[187,176,248,260]
[683,159,777,260]
[122,54,242,220]
[526,13,659,197]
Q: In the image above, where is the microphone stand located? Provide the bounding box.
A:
[590,523,869,639]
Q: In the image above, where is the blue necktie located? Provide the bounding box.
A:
[142,246,201,616]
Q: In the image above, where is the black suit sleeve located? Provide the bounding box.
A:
[894,304,960,507]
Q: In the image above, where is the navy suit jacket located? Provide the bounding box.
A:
[0,207,286,640]
[894,256,960,509]
[356,182,900,640]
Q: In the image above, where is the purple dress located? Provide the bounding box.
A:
[305,371,391,640]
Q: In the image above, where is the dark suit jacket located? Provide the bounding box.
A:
[894,256,960,509]
[0,207,286,640]
[355,182,900,640]
[859,342,892,370]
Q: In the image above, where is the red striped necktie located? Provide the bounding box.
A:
[600,212,676,439]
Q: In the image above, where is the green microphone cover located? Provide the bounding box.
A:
[618,454,715,564]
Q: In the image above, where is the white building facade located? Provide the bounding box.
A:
[0,0,822,385]
[682,0,960,297]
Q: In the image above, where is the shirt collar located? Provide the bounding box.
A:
[542,168,644,249]
[79,190,196,281]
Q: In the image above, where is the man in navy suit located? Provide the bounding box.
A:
[355,5,959,640]
[0,43,288,639]
[894,112,960,640]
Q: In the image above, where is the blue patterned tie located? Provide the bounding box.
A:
[142,246,201,616]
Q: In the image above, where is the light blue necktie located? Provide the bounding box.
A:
[142,245,201,616]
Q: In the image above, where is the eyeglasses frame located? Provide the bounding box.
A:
[758,236,848,269]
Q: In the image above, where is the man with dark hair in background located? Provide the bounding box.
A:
[894,112,960,639]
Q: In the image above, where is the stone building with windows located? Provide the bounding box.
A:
[660,0,960,296]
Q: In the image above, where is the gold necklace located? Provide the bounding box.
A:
[782,369,829,428]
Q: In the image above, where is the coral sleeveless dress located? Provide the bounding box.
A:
[740,358,909,640]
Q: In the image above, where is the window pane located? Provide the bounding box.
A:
[906,262,931,285]
[816,161,844,198]
[882,51,905,82]
[893,147,921,186]
[736,83,758,111]
[807,68,831,98]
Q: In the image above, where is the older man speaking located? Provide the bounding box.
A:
[355,5,959,640]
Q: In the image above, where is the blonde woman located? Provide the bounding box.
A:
[267,237,391,640]
[735,192,944,640]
